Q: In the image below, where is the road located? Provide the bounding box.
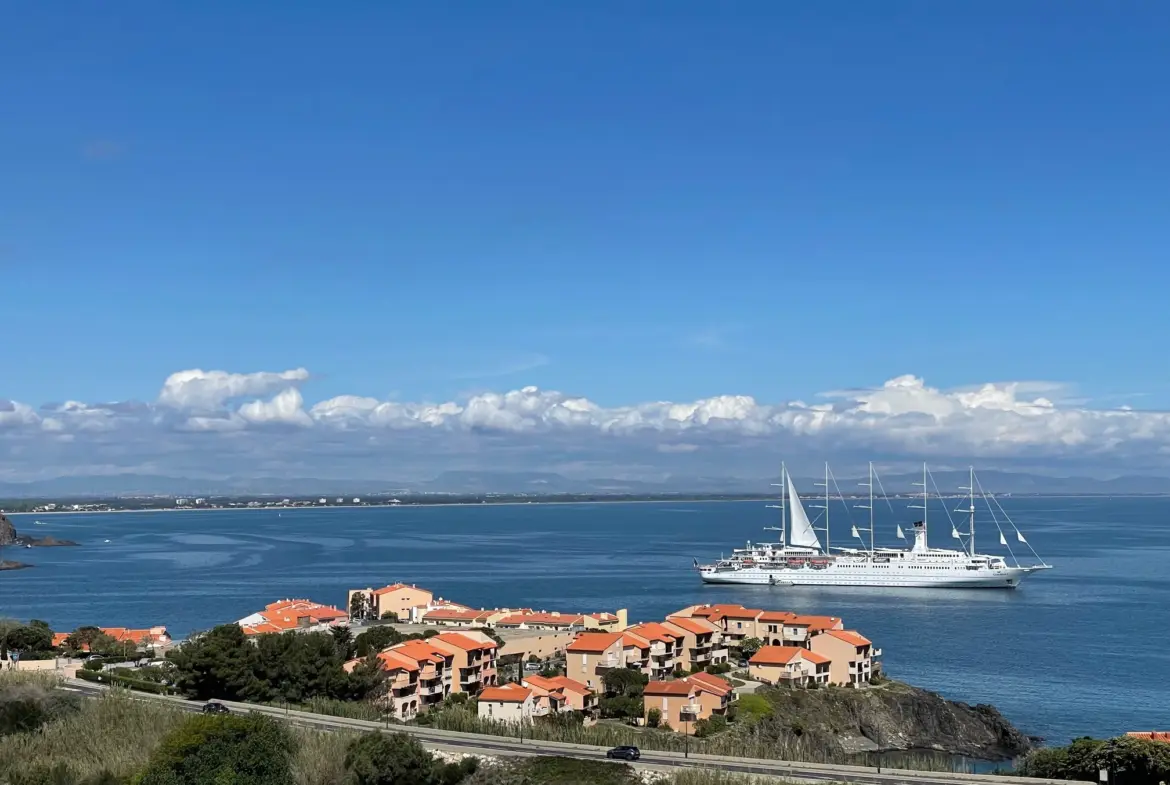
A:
[62,680,1084,785]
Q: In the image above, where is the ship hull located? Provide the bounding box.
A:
[699,565,1034,589]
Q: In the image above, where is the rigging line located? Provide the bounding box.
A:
[868,466,898,514]
[982,480,1047,566]
[927,467,966,551]
[972,473,1018,566]
[826,465,861,537]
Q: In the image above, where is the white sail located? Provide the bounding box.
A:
[999,532,1007,546]
[1016,531,1027,544]
[787,475,823,550]
[851,526,860,539]
[896,525,905,540]
[951,526,961,539]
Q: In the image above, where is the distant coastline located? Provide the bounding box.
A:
[6,491,1170,517]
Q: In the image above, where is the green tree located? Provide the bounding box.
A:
[343,731,443,785]
[601,668,647,698]
[6,620,54,653]
[167,624,261,702]
[332,626,356,659]
[738,637,763,659]
[598,695,643,719]
[349,593,369,620]
[379,611,399,621]
[645,707,661,728]
[0,617,21,658]
[136,713,294,785]
[355,625,404,658]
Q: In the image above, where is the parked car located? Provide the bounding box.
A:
[201,701,230,715]
[523,662,543,673]
[606,746,640,761]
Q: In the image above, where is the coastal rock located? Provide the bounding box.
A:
[748,680,1034,761]
[0,513,16,546]
[0,513,78,547]
[0,560,33,571]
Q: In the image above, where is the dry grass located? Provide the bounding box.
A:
[0,685,186,782]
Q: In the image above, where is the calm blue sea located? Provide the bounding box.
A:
[3,498,1167,745]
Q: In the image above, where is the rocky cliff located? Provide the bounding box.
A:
[744,680,1034,761]
[0,513,78,547]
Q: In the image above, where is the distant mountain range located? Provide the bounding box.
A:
[3,469,1170,498]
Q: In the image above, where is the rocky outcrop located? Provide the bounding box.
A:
[745,680,1034,761]
[0,560,33,571]
[0,513,16,546]
[0,513,78,547]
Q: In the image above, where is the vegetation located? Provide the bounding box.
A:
[343,731,478,784]
[136,713,295,785]
[737,637,763,659]
[1,619,55,657]
[0,675,80,737]
[166,624,385,704]
[1017,736,1170,785]
[354,625,405,657]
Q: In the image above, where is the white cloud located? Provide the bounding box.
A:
[158,368,310,410]
[2,368,1169,482]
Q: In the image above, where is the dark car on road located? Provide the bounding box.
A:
[202,701,230,715]
[606,746,640,761]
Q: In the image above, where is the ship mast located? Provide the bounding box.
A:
[968,466,976,557]
[908,462,929,549]
[811,462,831,554]
[854,461,876,555]
[764,462,786,548]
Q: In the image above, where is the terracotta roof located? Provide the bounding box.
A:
[757,611,797,623]
[789,615,841,631]
[801,649,831,665]
[588,612,618,621]
[621,631,650,649]
[431,632,496,651]
[664,616,717,636]
[52,633,69,648]
[750,646,806,665]
[496,612,585,627]
[714,606,763,620]
[627,622,679,643]
[480,684,531,703]
[523,674,593,695]
[393,639,450,664]
[243,599,347,635]
[644,681,696,697]
[372,583,432,596]
[1127,732,1170,742]
[422,608,489,622]
[824,629,870,647]
[566,632,623,653]
[686,672,734,696]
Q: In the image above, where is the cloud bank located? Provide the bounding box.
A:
[2,369,1168,483]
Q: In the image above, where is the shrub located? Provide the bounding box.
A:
[693,714,728,738]
[646,708,661,728]
[136,712,295,785]
[342,731,441,784]
[74,669,174,695]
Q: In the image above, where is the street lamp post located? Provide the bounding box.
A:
[684,718,690,758]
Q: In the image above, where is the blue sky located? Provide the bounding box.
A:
[3,3,1170,482]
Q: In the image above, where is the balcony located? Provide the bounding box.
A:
[419,680,445,695]
[598,654,621,668]
[871,648,882,657]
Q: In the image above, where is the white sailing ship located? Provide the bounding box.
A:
[696,463,1051,589]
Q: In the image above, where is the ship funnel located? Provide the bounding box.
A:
[912,520,928,553]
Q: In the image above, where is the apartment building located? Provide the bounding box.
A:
[477,683,537,723]
[809,629,877,686]
[392,639,456,708]
[685,672,736,719]
[675,604,843,650]
[624,622,681,679]
[343,649,425,720]
[428,631,499,694]
[643,681,703,731]
[662,616,728,672]
[347,583,435,621]
[237,599,348,635]
[564,631,624,691]
[748,645,831,686]
[420,607,502,627]
[522,674,597,716]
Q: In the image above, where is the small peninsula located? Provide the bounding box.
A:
[0,513,79,548]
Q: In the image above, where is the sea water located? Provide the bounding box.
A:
[3,497,1167,745]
